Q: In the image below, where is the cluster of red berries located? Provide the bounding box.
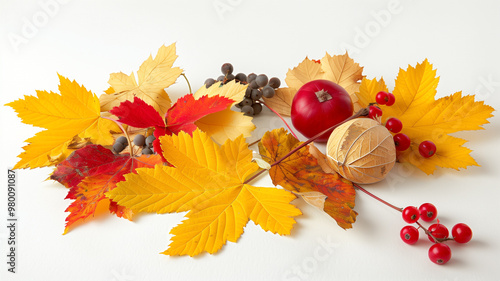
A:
[368,91,437,158]
[400,203,473,265]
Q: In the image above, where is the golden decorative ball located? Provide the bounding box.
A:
[326,118,396,184]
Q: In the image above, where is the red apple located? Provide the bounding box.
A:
[291,80,353,142]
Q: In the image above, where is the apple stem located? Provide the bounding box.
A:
[260,101,299,139]
[315,90,333,103]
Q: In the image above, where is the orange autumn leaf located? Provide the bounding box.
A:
[258,128,357,229]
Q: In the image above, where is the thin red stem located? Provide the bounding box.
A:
[270,108,369,168]
[248,138,261,147]
[353,183,403,212]
[415,221,453,243]
[243,107,369,185]
[260,101,298,139]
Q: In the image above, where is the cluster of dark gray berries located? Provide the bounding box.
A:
[204,63,281,116]
[112,134,156,155]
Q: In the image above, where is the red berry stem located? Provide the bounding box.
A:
[353,183,403,212]
[354,183,453,243]
[415,221,453,243]
[260,101,299,139]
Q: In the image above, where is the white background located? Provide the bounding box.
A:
[1,0,500,280]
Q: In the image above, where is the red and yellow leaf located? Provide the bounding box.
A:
[51,144,162,234]
[258,128,357,229]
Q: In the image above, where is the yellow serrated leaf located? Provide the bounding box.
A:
[355,77,389,109]
[397,134,478,175]
[195,108,255,144]
[99,43,183,117]
[107,129,301,256]
[384,59,440,121]
[6,75,118,169]
[262,87,295,117]
[193,80,247,105]
[353,59,494,174]
[285,57,324,90]
[403,92,494,137]
[320,52,364,96]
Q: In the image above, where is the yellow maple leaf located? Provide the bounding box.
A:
[269,53,364,116]
[107,129,301,256]
[6,75,119,169]
[99,43,183,117]
[193,81,255,143]
[285,57,324,90]
[355,59,494,174]
[262,87,295,116]
[194,80,247,104]
[320,52,364,96]
[354,77,389,112]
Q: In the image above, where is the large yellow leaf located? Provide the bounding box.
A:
[6,75,118,169]
[99,44,183,117]
[107,129,301,256]
[271,53,364,116]
[354,60,494,174]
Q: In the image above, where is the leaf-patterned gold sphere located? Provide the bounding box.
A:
[326,118,396,184]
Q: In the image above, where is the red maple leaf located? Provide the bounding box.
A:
[51,144,162,234]
[110,94,234,161]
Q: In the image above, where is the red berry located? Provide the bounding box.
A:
[368,105,383,119]
[400,225,419,245]
[402,206,420,223]
[385,118,403,133]
[419,203,438,222]
[393,133,411,151]
[386,93,396,106]
[375,91,389,105]
[428,243,452,265]
[428,223,449,243]
[452,223,472,243]
[419,140,437,158]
